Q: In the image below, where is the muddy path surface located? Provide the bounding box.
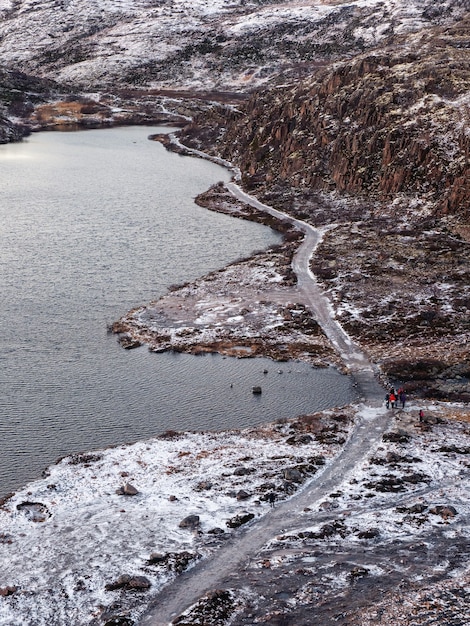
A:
[138,185,387,625]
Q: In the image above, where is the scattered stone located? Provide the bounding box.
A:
[318,500,339,511]
[116,483,139,496]
[396,503,428,514]
[349,566,370,580]
[179,515,200,530]
[233,466,255,476]
[286,434,314,445]
[363,475,406,492]
[357,528,380,539]
[284,468,303,483]
[68,452,103,465]
[105,574,151,592]
[16,502,51,522]
[383,430,411,443]
[429,505,458,519]
[236,489,250,500]
[0,586,18,597]
[226,512,255,528]
[104,617,134,626]
[195,480,213,491]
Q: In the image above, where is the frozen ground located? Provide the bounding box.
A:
[0,0,465,90]
[0,402,468,625]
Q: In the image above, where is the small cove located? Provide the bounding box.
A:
[0,126,358,496]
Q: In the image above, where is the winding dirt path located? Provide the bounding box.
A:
[138,183,387,625]
[226,183,384,400]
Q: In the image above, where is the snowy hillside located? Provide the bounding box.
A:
[0,0,466,90]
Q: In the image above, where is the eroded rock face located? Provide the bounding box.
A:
[193,18,469,217]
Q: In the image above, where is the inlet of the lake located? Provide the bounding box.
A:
[0,126,357,496]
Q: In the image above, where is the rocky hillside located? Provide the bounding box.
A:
[184,16,469,218]
[0,66,62,142]
[173,15,470,397]
[0,0,466,92]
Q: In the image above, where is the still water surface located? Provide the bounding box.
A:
[0,126,357,496]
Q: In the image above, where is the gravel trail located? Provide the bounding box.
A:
[139,184,386,625]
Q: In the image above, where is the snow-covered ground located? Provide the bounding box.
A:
[0,0,465,90]
[0,402,468,624]
[0,408,354,624]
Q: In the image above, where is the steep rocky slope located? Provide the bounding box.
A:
[174,16,470,397]
[185,16,469,216]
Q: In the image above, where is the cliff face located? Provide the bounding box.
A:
[204,17,469,217]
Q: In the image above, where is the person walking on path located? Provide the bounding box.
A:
[399,391,406,409]
[419,409,425,422]
[389,392,397,408]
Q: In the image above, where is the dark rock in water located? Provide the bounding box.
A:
[173,589,235,625]
[439,444,470,454]
[116,483,139,496]
[179,514,200,530]
[226,511,255,528]
[105,574,151,592]
[118,334,142,349]
[147,552,166,565]
[252,386,262,394]
[147,551,197,572]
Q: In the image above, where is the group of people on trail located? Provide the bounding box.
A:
[385,387,406,409]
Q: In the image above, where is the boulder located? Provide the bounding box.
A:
[105,574,151,592]
[429,505,458,519]
[226,512,255,528]
[236,489,250,500]
[233,466,255,476]
[116,483,139,496]
[179,514,200,530]
[0,586,17,597]
[284,468,303,483]
[16,502,51,523]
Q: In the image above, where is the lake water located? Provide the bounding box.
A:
[0,126,357,496]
